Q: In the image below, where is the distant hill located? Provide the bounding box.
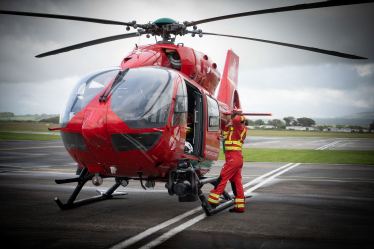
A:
[0,114,59,122]
[314,112,374,127]
[337,112,374,119]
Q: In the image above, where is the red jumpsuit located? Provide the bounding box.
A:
[208,115,247,212]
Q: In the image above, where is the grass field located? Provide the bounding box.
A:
[218,148,374,165]
[0,132,61,141]
[247,129,374,138]
[0,115,37,121]
[0,123,60,132]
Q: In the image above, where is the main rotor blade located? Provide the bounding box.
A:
[188,0,374,26]
[36,32,138,58]
[0,10,132,26]
[202,32,367,59]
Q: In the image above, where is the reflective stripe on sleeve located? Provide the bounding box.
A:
[225,141,243,146]
[225,146,242,150]
[240,129,246,140]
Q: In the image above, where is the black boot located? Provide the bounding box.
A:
[229,208,244,213]
[210,203,220,209]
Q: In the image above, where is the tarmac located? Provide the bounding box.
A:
[243,136,374,151]
[0,139,373,248]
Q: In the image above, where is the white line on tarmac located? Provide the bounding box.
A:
[225,163,294,197]
[139,213,207,249]
[109,207,202,249]
[242,163,294,189]
[316,141,341,150]
[140,163,300,249]
[244,163,300,194]
[114,163,299,249]
[0,146,64,151]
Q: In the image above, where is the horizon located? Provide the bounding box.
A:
[2,111,374,120]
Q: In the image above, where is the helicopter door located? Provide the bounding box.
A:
[185,81,204,157]
[204,94,221,160]
[192,91,204,156]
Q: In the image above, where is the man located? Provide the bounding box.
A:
[208,112,248,213]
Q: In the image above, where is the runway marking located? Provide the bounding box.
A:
[31,168,76,172]
[275,175,374,181]
[142,163,301,249]
[0,165,28,169]
[139,213,207,249]
[110,207,202,249]
[245,163,300,195]
[0,146,64,151]
[316,141,341,150]
[114,163,299,249]
[200,173,374,182]
[242,163,294,189]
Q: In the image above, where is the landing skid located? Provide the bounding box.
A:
[54,168,127,210]
[198,176,252,216]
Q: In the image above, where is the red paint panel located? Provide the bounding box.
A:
[82,99,118,164]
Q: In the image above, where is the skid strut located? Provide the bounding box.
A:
[54,168,127,210]
[198,176,252,216]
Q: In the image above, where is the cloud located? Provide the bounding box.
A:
[354,63,374,77]
[239,85,374,119]
[237,64,374,119]
[0,0,373,116]
[0,76,80,115]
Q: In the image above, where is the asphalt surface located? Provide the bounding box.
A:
[0,140,373,248]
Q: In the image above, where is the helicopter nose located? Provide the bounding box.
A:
[82,101,117,162]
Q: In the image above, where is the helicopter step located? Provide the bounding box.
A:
[200,191,252,216]
[167,159,252,216]
[198,177,253,216]
[54,168,127,210]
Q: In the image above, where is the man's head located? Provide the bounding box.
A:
[231,112,243,119]
[231,112,249,126]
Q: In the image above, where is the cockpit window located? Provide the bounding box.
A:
[111,67,174,129]
[59,68,120,128]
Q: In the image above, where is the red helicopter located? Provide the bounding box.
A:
[1,0,372,216]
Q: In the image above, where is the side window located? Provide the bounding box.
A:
[206,95,220,131]
[172,81,187,126]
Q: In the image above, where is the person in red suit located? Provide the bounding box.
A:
[208,112,248,213]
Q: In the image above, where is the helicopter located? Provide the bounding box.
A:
[1,0,373,216]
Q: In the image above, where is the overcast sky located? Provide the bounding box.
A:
[0,0,373,119]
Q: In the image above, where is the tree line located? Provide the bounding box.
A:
[248,116,372,131]
[247,116,316,129]
[0,112,15,118]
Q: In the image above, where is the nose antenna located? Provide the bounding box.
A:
[137,171,147,190]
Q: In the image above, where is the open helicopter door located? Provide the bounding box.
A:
[184,81,204,158]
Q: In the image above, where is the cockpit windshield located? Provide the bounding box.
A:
[110,67,174,129]
[59,68,120,128]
